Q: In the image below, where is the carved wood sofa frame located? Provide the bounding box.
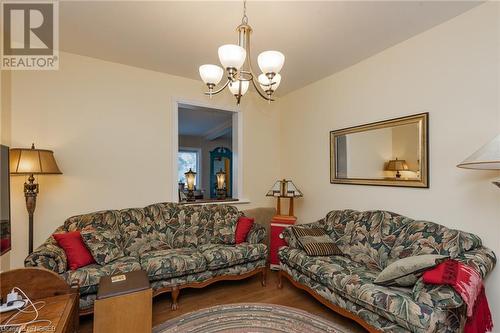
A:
[278,270,381,333]
[79,266,267,316]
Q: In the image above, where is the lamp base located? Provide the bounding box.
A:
[216,189,226,200]
[24,174,39,254]
[186,190,196,202]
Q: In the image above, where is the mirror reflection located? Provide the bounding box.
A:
[330,113,428,187]
[336,123,420,180]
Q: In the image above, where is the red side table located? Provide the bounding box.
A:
[269,215,296,270]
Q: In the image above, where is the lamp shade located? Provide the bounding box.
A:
[266,179,303,198]
[216,169,226,190]
[199,64,224,85]
[257,51,285,75]
[457,134,500,170]
[184,168,196,191]
[10,144,62,175]
[258,73,281,92]
[385,158,409,172]
[228,80,249,96]
[218,44,246,70]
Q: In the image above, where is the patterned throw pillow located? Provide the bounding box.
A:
[81,226,124,265]
[291,226,342,256]
[374,254,448,287]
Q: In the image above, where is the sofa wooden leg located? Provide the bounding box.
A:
[171,286,179,311]
[277,270,283,289]
[261,267,267,287]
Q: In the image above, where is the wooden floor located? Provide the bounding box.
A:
[79,269,367,333]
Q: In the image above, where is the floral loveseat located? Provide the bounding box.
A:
[25,203,268,314]
[278,209,496,333]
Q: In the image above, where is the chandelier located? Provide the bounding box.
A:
[199,0,285,105]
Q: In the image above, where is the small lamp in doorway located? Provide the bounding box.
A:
[10,144,62,254]
[216,169,226,200]
[184,168,197,201]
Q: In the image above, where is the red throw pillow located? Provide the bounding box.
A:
[53,231,96,270]
[235,216,255,244]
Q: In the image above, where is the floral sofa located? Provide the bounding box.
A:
[278,209,496,333]
[25,203,268,314]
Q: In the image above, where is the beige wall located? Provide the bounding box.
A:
[279,2,500,322]
[7,52,280,268]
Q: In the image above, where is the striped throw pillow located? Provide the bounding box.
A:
[291,227,342,256]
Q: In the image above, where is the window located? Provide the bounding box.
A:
[178,148,201,186]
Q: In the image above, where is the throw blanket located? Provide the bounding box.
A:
[423,260,493,333]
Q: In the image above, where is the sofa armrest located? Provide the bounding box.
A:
[412,246,496,309]
[455,246,496,279]
[246,223,267,244]
[412,278,463,309]
[24,238,67,274]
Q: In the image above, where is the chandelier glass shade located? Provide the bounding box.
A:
[258,51,285,75]
[229,80,250,96]
[218,44,247,70]
[199,1,285,105]
[199,64,224,86]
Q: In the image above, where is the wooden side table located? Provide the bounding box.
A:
[0,268,79,333]
[269,215,296,270]
[94,270,152,333]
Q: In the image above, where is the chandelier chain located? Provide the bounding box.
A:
[242,0,248,24]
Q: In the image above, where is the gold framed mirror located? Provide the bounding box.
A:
[330,113,429,188]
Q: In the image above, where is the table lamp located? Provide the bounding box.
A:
[184,168,197,201]
[266,179,303,217]
[457,134,500,188]
[10,144,62,253]
[216,169,226,200]
[385,158,409,178]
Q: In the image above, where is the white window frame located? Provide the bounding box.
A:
[171,98,244,203]
[178,147,202,187]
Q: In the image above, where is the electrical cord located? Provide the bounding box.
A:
[0,287,53,331]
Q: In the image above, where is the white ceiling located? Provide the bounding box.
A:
[59,1,481,95]
[179,105,233,138]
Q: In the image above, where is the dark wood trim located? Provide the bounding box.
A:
[260,267,267,286]
[278,270,382,333]
[171,286,180,311]
[78,266,266,315]
[79,307,94,316]
[1,145,11,255]
[180,198,239,205]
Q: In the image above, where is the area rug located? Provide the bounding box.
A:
[153,303,349,333]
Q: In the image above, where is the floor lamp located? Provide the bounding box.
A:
[10,144,62,253]
[457,134,500,187]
